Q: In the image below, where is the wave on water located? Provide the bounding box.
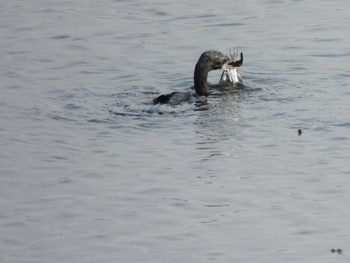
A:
[108,99,203,117]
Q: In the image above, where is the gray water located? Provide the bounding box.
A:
[1,0,350,262]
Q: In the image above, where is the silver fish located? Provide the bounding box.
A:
[220,68,243,84]
[220,52,243,84]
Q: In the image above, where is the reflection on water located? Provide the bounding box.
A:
[194,93,242,162]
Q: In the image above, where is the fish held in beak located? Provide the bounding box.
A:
[220,52,243,84]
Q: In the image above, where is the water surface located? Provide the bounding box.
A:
[1,0,350,262]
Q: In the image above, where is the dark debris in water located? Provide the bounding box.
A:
[298,129,302,136]
[330,248,342,255]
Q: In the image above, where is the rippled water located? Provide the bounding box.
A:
[1,0,350,262]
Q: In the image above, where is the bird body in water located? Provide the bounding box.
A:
[153,50,243,105]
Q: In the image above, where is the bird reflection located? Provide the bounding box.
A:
[194,93,242,162]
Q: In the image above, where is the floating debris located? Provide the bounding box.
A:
[330,248,342,255]
[298,129,302,136]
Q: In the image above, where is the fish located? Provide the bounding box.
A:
[220,52,243,84]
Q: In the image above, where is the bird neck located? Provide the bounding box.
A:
[194,62,210,96]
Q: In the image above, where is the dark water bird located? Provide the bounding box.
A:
[153,50,243,105]
[298,129,302,136]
